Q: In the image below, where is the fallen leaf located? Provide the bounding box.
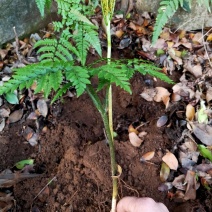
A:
[128,124,138,134]
[184,170,197,200]
[158,182,173,191]
[8,109,23,123]
[192,32,203,44]
[37,99,48,117]
[160,162,170,182]
[129,132,143,147]
[28,133,39,146]
[157,115,168,127]
[162,152,178,170]
[0,108,10,118]
[22,126,34,141]
[141,151,155,161]
[140,88,156,102]
[154,87,170,102]
[191,123,212,146]
[197,100,208,124]
[5,93,19,105]
[186,104,195,121]
[168,48,183,65]
[172,174,186,190]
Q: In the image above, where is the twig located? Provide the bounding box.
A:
[32,176,57,202]
[13,27,22,62]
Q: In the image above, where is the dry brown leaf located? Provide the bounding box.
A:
[37,99,48,117]
[22,126,34,141]
[128,124,138,134]
[162,95,170,109]
[168,48,183,65]
[191,123,212,146]
[186,104,195,121]
[129,132,143,147]
[206,33,212,41]
[0,49,8,60]
[171,93,181,102]
[154,87,170,102]
[0,108,10,118]
[162,152,178,170]
[141,151,155,161]
[140,88,156,102]
[115,30,124,38]
[172,174,186,190]
[192,32,203,44]
[8,109,23,123]
[184,170,197,200]
[0,118,5,132]
[160,162,170,182]
[192,64,202,78]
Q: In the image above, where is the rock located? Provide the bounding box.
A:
[136,0,212,31]
[0,0,58,46]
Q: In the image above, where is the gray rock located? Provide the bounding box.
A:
[0,0,58,46]
[136,0,212,31]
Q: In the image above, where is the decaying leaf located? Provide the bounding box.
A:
[141,151,155,161]
[129,132,143,147]
[184,170,197,200]
[172,175,186,190]
[191,123,212,146]
[8,109,23,123]
[160,162,170,182]
[186,104,195,121]
[162,152,178,170]
[0,108,10,118]
[37,99,48,117]
[140,88,156,102]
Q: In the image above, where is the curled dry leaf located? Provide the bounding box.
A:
[162,152,178,170]
[171,93,181,102]
[154,87,170,103]
[172,174,186,190]
[184,170,197,200]
[37,99,48,117]
[157,115,168,127]
[129,132,143,147]
[141,151,155,161]
[186,104,195,121]
[160,162,170,182]
[8,109,23,123]
[191,123,212,146]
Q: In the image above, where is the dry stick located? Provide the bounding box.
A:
[32,176,57,202]
[13,27,22,62]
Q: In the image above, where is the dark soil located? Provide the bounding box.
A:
[0,71,209,211]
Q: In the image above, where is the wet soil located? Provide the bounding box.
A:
[0,72,209,211]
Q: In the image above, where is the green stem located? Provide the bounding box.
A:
[86,85,118,211]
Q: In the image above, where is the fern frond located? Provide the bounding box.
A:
[51,82,73,103]
[92,63,132,94]
[132,59,173,84]
[65,65,91,97]
[34,30,78,62]
[35,0,52,17]
[152,0,182,44]
[0,61,65,98]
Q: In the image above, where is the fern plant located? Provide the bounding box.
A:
[35,0,52,17]
[0,0,173,211]
[152,0,212,44]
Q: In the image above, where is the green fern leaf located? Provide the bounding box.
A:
[51,82,73,103]
[152,0,180,44]
[65,65,91,97]
[35,0,46,17]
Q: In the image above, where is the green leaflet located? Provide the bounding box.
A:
[35,0,52,17]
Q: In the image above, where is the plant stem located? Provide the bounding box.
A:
[86,85,118,212]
